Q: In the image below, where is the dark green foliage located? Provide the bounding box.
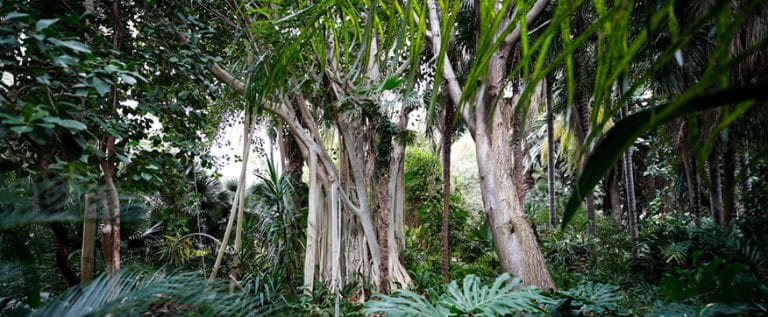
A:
[248,157,306,297]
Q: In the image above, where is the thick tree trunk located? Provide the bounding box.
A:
[709,151,724,226]
[440,99,454,280]
[80,192,97,283]
[474,125,554,289]
[100,159,121,274]
[545,77,557,228]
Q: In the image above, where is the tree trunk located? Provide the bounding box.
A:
[709,151,724,226]
[440,99,454,280]
[80,192,97,283]
[100,159,121,274]
[722,143,736,226]
[606,168,622,225]
[303,151,320,293]
[545,77,557,228]
[376,172,390,293]
[573,6,596,236]
[474,123,554,289]
[209,112,253,281]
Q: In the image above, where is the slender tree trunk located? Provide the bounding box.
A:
[376,171,390,293]
[722,143,736,226]
[545,78,557,228]
[303,151,319,293]
[618,78,638,247]
[80,192,97,283]
[606,168,622,225]
[440,99,454,280]
[572,7,596,236]
[709,151,724,226]
[210,113,253,281]
[35,165,79,287]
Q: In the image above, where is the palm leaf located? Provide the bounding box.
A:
[561,81,768,229]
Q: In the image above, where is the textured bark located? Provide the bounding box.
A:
[303,152,319,293]
[51,222,79,287]
[606,168,622,225]
[426,0,554,289]
[375,172,390,293]
[572,6,596,236]
[440,99,454,280]
[620,106,638,249]
[80,192,97,283]
[545,77,557,228]
[100,160,121,274]
[722,143,736,226]
[709,151,724,226]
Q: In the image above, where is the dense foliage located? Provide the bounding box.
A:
[1,0,767,316]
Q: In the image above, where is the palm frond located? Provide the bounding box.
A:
[32,270,285,317]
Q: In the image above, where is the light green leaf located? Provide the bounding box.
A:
[35,18,59,32]
[43,117,87,131]
[3,12,29,20]
[48,38,91,53]
[92,77,111,96]
[118,73,137,85]
[10,126,33,134]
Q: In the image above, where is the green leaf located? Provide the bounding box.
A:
[10,126,33,134]
[48,38,91,53]
[3,11,29,20]
[43,117,87,131]
[381,76,402,91]
[35,18,59,32]
[118,73,137,85]
[92,77,111,96]
[561,82,768,229]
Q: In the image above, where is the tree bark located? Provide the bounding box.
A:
[545,77,557,228]
[709,151,724,226]
[440,98,454,280]
[722,143,736,226]
[571,6,597,236]
[303,151,319,293]
[606,168,622,225]
[376,171,390,293]
[80,192,97,283]
[100,159,121,274]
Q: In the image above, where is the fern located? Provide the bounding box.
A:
[365,273,554,316]
[559,282,625,315]
[31,270,285,317]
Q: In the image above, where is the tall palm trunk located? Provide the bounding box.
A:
[440,99,454,280]
[709,151,724,226]
[722,138,736,226]
[618,79,638,251]
[545,77,557,228]
[573,6,596,236]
